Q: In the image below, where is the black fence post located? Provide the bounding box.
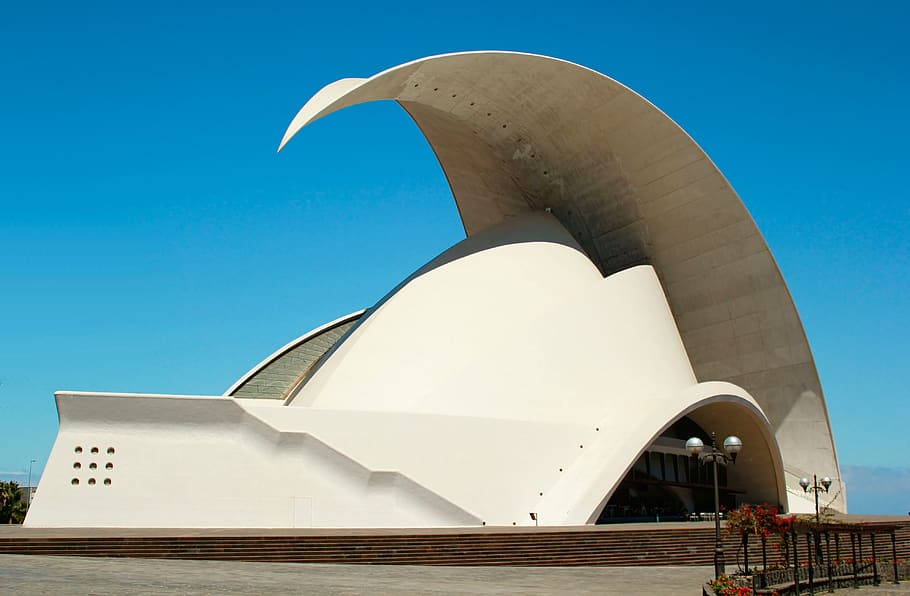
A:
[762,534,768,588]
[743,532,749,574]
[793,530,802,595]
[871,533,879,585]
[892,531,900,585]
[807,532,815,594]
[785,533,791,567]
[851,531,858,589]
[825,531,834,593]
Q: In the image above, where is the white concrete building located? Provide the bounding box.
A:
[26,52,843,528]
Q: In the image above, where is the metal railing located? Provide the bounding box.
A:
[743,526,905,595]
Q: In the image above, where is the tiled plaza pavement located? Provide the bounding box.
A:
[0,554,713,595]
[855,586,910,595]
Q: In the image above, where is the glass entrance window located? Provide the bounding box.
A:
[677,455,688,482]
[649,452,663,481]
[666,454,678,482]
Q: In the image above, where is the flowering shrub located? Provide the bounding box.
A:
[725,503,793,538]
[707,574,781,596]
[708,574,753,595]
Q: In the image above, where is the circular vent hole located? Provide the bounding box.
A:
[106,462,114,470]
[73,462,81,469]
[71,478,79,485]
[74,446,83,454]
[90,447,99,454]
[88,478,96,485]
[107,447,115,455]
[104,478,112,486]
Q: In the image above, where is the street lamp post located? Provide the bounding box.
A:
[687,432,742,580]
[799,474,832,525]
[26,459,36,508]
[800,474,832,573]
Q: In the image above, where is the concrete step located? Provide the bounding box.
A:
[2,521,905,567]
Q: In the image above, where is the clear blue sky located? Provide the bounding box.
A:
[1,2,907,514]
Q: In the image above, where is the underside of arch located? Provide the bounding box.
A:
[583,387,787,525]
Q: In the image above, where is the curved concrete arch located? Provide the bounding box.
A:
[279,52,843,511]
[587,392,786,524]
[535,380,786,525]
[588,393,786,523]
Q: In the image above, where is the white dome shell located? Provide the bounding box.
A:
[291,212,697,424]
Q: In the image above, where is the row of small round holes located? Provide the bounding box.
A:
[75,446,114,454]
[413,83,556,179]
[71,478,111,486]
[413,84,517,130]
[73,462,113,470]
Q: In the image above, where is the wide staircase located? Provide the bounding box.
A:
[1,522,908,566]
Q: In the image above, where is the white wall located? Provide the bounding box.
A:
[28,382,782,528]
[27,393,480,528]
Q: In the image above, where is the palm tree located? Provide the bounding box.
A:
[0,480,27,524]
